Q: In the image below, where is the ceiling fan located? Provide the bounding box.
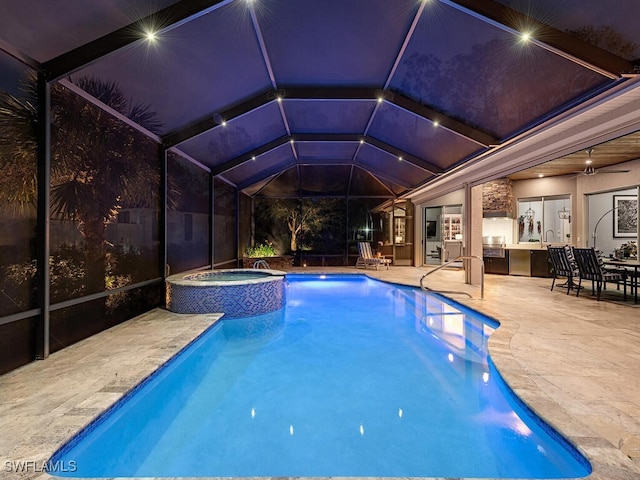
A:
[575,148,630,176]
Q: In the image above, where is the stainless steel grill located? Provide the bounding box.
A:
[482,236,506,258]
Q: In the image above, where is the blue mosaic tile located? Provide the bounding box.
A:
[166,275,286,318]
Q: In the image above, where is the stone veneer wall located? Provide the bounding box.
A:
[242,256,293,269]
[482,178,514,215]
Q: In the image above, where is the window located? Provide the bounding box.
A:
[517,196,570,244]
[117,211,131,224]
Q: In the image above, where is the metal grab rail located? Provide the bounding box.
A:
[420,255,485,299]
[252,259,271,269]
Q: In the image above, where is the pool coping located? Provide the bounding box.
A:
[166,268,287,286]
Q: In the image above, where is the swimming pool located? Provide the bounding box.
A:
[50,274,590,478]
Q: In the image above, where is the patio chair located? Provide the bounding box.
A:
[355,242,390,270]
[572,247,626,301]
[547,246,579,294]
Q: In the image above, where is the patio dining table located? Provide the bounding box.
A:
[604,258,640,304]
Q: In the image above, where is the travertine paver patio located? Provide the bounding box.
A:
[1,267,639,480]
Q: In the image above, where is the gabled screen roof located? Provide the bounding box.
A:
[1,0,637,199]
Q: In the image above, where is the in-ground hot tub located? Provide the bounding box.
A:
[166,269,286,318]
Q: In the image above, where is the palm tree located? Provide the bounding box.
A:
[0,86,38,216]
[0,75,162,297]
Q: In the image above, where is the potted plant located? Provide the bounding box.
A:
[620,241,637,258]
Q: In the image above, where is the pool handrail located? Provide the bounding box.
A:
[420,255,484,300]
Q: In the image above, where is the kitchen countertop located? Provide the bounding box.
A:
[505,243,570,250]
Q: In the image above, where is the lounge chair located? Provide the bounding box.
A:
[572,247,626,301]
[547,246,579,294]
[355,242,390,270]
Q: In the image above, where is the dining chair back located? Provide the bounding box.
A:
[547,246,579,294]
[572,247,626,301]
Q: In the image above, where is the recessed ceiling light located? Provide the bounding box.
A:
[276,96,282,103]
[144,30,157,42]
[377,97,384,104]
[433,120,439,127]
[538,174,544,178]
[521,32,532,42]
[221,120,227,127]
[398,156,403,161]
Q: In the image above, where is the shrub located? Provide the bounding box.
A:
[245,241,276,258]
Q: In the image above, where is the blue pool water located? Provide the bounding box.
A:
[184,270,273,282]
[51,274,590,478]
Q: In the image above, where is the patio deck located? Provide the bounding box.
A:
[1,267,639,480]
